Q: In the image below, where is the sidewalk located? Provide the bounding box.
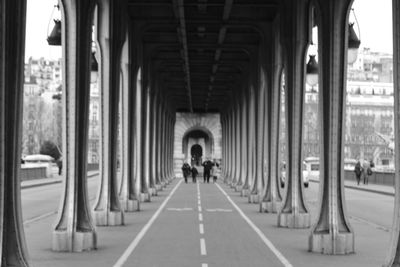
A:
[310,178,395,196]
[21,170,99,189]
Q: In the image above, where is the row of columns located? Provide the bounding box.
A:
[0,1,176,263]
[220,0,400,261]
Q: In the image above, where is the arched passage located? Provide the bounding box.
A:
[182,128,214,167]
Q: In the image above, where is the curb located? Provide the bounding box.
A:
[21,171,99,190]
[309,179,394,197]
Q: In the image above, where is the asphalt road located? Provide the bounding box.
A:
[21,177,395,267]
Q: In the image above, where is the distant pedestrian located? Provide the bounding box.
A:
[365,160,374,185]
[57,157,63,176]
[211,163,220,183]
[362,160,370,185]
[354,161,362,185]
[202,159,213,183]
[181,162,191,183]
[191,166,198,183]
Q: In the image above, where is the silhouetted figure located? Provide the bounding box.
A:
[202,159,213,183]
[354,161,362,185]
[182,162,191,183]
[191,166,198,183]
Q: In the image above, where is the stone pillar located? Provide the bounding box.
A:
[243,87,256,197]
[309,0,355,254]
[250,72,266,204]
[119,34,140,212]
[93,0,126,226]
[148,89,157,196]
[228,109,235,185]
[384,1,400,263]
[0,0,30,264]
[53,0,97,251]
[140,81,152,202]
[157,98,165,187]
[232,101,242,187]
[260,17,283,213]
[152,93,162,191]
[277,0,311,228]
[236,95,247,191]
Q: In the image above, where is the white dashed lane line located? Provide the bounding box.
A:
[197,182,208,266]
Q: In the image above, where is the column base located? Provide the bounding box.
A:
[241,189,250,197]
[277,212,311,228]
[309,231,354,255]
[155,184,163,191]
[235,185,243,192]
[149,187,158,196]
[121,199,140,212]
[52,230,96,252]
[140,192,151,202]
[230,183,236,189]
[248,194,260,204]
[92,210,124,226]
[260,200,281,213]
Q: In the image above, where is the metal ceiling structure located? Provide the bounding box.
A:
[128,0,277,113]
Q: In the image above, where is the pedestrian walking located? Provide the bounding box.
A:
[181,162,191,183]
[211,162,220,183]
[191,166,198,183]
[202,159,213,183]
[354,161,362,185]
[365,160,374,185]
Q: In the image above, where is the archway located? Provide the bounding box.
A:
[191,144,203,166]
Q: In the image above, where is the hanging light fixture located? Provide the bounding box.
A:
[348,8,361,64]
[47,4,61,46]
[306,55,318,87]
[90,51,98,83]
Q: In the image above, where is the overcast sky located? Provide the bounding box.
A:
[24,0,393,62]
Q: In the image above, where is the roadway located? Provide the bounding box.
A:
[22,176,394,266]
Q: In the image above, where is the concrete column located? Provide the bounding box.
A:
[309,0,355,254]
[93,0,127,226]
[384,1,400,264]
[228,109,235,185]
[222,115,227,182]
[250,74,266,204]
[134,67,143,203]
[260,17,283,213]
[243,87,256,197]
[236,95,247,191]
[140,82,152,202]
[232,101,242,187]
[0,0,30,264]
[156,97,165,187]
[166,113,172,181]
[152,93,162,191]
[53,0,97,251]
[148,90,157,196]
[277,0,311,229]
[119,34,140,212]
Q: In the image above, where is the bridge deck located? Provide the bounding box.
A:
[23,176,390,267]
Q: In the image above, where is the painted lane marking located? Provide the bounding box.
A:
[199,223,204,234]
[215,183,293,267]
[200,238,207,255]
[350,215,390,232]
[202,264,208,267]
[166,208,193,211]
[113,179,183,267]
[205,208,232,212]
[24,211,57,225]
[198,206,202,212]
[199,213,203,221]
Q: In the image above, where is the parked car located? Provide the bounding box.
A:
[279,159,312,188]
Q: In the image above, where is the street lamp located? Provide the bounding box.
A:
[306,55,318,87]
[47,4,61,46]
[348,23,361,64]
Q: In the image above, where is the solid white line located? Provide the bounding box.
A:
[23,211,57,225]
[199,223,204,234]
[200,238,207,255]
[199,213,203,221]
[215,183,293,267]
[113,179,183,267]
